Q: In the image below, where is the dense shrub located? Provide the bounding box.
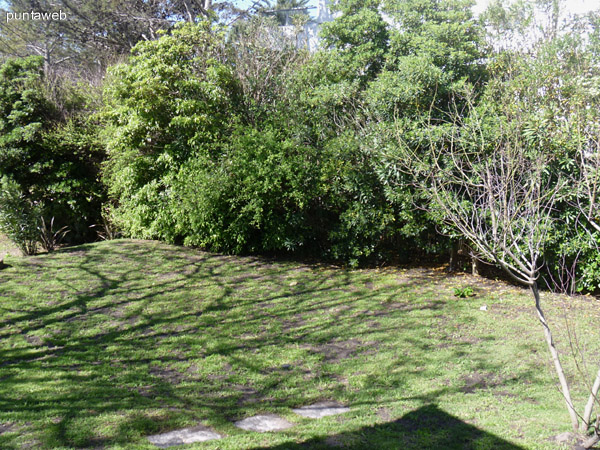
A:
[40,116,106,241]
[0,56,105,247]
[102,22,241,241]
[0,57,56,187]
[101,17,452,264]
[173,126,319,253]
[0,176,41,255]
[170,125,399,263]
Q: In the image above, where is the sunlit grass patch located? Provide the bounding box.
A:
[0,239,598,449]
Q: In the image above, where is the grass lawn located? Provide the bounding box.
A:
[0,239,599,449]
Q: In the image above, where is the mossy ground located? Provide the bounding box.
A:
[0,239,598,449]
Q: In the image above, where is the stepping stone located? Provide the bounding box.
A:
[292,401,350,419]
[234,414,294,432]
[147,425,222,448]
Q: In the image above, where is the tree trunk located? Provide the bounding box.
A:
[182,0,195,22]
[472,255,480,276]
[581,367,600,433]
[449,241,458,272]
[582,432,600,449]
[531,282,580,432]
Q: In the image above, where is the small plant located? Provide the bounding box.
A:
[89,208,121,241]
[38,217,70,252]
[453,286,475,298]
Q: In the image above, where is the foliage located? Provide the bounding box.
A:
[0,57,55,183]
[89,206,121,241]
[0,177,41,255]
[37,217,70,252]
[38,117,106,241]
[453,286,474,298]
[0,57,48,254]
[321,0,389,83]
[172,126,318,253]
[377,0,487,119]
[318,0,488,260]
[0,56,106,246]
[0,0,238,80]
[102,20,401,262]
[262,0,310,26]
[102,21,240,242]
[227,15,307,125]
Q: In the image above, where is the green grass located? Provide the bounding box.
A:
[0,239,599,449]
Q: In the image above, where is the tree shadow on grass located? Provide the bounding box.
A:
[252,405,525,450]
[0,240,547,448]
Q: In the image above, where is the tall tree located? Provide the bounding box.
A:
[262,0,310,26]
[388,85,599,446]
[0,0,76,77]
[0,0,238,80]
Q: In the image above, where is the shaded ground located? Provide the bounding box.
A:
[252,405,526,449]
[0,239,598,449]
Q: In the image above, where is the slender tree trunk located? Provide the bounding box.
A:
[472,256,480,276]
[183,0,195,22]
[581,367,600,432]
[531,282,580,432]
[449,241,458,272]
[43,44,50,76]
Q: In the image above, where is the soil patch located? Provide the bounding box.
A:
[460,371,506,393]
[149,365,187,385]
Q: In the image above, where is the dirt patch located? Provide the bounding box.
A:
[232,273,261,283]
[458,336,483,346]
[299,339,378,363]
[307,339,366,363]
[548,431,577,445]
[489,302,532,319]
[376,407,392,422]
[133,385,154,397]
[23,335,43,346]
[377,300,446,314]
[366,320,381,329]
[155,272,181,282]
[0,234,21,257]
[436,341,453,349]
[58,249,89,258]
[281,316,307,332]
[206,362,235,381]
[186,364,199,375]
[460,371,506,393]
[0,422,14,434]
[149,365,187,384]
[233,385,260,405]
[494,390,517,399]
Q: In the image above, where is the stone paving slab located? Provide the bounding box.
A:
[292,401,350,419]
[234,414,294,432]
[147,425,222,448]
